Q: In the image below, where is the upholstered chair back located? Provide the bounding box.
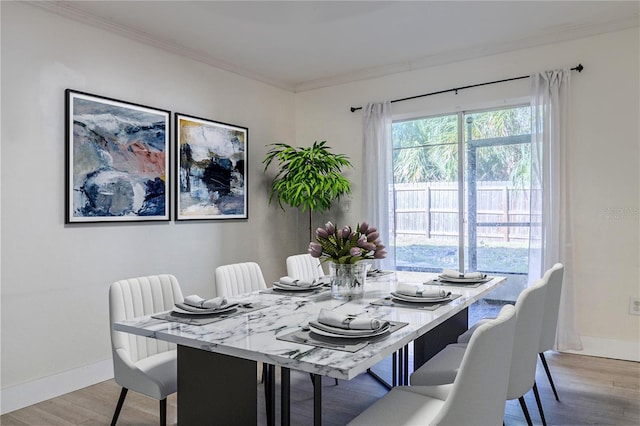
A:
[286,254,325,280]
[539,263,565,352]
[430,304,517,425]
[506,276,548,400]
[215,262,267,297]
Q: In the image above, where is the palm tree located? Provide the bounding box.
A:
[392,106,531,185]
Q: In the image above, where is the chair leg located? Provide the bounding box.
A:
[110,387,128,426]
[533,382,547,426]
[159,398,167,426]
[518,396,533,426]
[539,352,560,400]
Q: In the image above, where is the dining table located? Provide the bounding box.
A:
[113,270,506,425]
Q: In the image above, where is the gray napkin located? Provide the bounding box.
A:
[183,295,228,309]
[279,276,316,287]
[441,269,485,279]
[317,308,388,330]
[396,283,448,298]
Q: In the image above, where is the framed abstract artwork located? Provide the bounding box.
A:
[175,113,248,220]
[65,89,170,223]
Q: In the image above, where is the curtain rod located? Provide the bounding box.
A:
[350,64,584,112]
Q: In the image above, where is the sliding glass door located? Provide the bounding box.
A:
[392,105,533,294]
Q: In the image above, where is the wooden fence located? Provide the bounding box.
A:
[394,182,540,242]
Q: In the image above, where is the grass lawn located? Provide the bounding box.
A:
[395,239,529,274]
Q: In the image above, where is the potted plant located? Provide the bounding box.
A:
[262,140,352,239]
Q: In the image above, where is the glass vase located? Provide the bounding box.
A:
[329,262,367,300]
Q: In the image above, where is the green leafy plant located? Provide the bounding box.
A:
[262,141,353,237]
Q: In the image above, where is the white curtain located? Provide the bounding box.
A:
[529,69,582,351]
[363,102,395,270]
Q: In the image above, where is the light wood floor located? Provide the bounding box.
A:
[2,352,638,425]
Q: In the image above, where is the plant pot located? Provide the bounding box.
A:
[329,263,367,300]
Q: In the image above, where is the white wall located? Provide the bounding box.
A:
[1,2,301,413]
[295,28,640,361]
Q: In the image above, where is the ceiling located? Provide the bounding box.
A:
[30,1,639,92]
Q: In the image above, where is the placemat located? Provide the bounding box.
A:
[152,303,269,326]
[277,321,408,353]
[370,293,462,311]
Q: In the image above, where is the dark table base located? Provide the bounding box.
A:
[177,346,258,426]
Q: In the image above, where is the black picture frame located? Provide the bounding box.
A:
[175,113,248,220]
[65,89,171,223]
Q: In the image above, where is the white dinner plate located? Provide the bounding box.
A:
[390,292,452,303]
[437,275,490,283]
[172,304,238,315]
[308,321,391,338]
[272,282,324,291]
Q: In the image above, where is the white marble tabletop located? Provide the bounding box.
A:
[113,271,506,380]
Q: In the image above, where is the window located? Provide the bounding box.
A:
[392,105,533,295]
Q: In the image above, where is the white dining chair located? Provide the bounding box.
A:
[410,274,549,426]
[214,263,267,367]
[348,304,517,426]
[214,262,273,418]
[286,253,325,280]
[285,254,339,387]
[109,274,184,426]
[538,263,565,401]
[286,253,341,387]
[215,261,268,297]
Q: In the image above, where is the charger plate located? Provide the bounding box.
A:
[390,292,452,303]
[272,282,325,291]
[173,303,238,315]
[437,275,491,284]
[308,321,391,338]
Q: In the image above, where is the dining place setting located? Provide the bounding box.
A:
[277,308,408,352]
[370,280,462,310]
[366,268,395,278]
[151,294,268,325]
[428,268,493,287]
[262,275,332,297]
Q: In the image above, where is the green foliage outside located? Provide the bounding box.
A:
[395,242,529,273]
[392,106,531,186]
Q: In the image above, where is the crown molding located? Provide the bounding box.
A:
[25,0,297,92]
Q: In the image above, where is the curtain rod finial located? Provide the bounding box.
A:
[575,64,584,72]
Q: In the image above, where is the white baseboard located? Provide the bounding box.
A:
[562,336,640,362]
[1,358,114,415]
